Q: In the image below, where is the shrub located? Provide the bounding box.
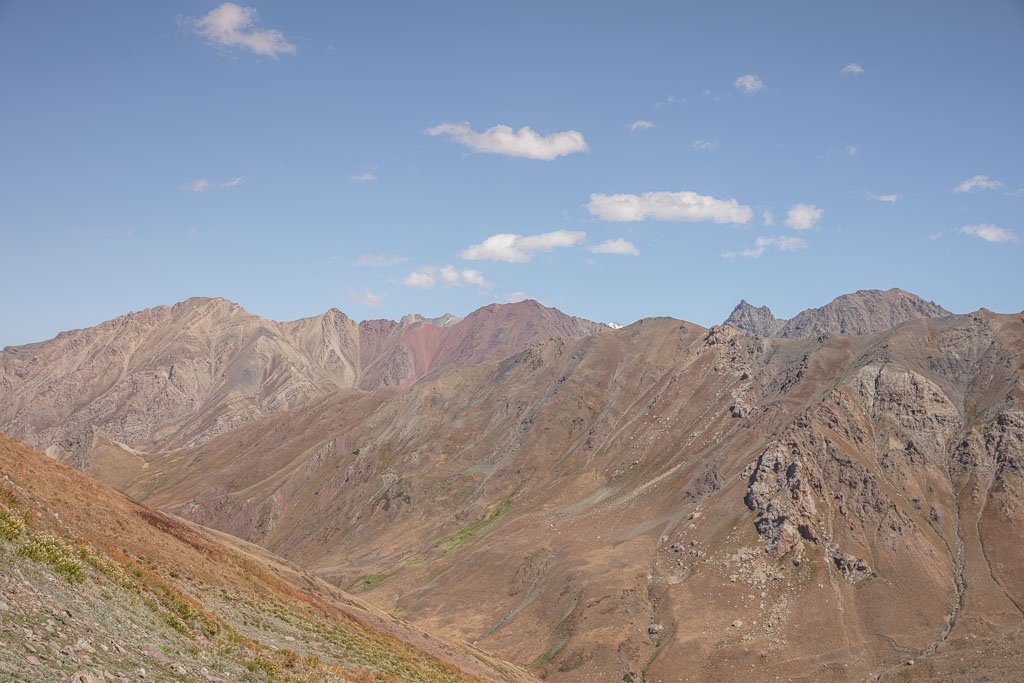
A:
[0,508,25,541]
[18,533,85,582]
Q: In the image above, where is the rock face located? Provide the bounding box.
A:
[0,297,604,467]
[724,288,950,337]
[75,308,1024,682]
[723,300,785,337]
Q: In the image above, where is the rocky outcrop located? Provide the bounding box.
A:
[724,300,785,337]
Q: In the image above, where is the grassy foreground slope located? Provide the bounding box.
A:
[0,433,532,683]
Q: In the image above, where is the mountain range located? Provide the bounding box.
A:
[2,288,1023,681]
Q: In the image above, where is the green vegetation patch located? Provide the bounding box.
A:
[18,532,86,582]
[0,506,26,540]
[349,570,397,590]
[440,493,514,554]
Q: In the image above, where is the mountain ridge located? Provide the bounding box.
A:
[724,287,951,337]
[0,297,604,466]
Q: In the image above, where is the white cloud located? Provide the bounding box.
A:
[220,176,245,188]
[785,203,824,230]
[846,145,858,156]
[181,178,210,192]
[629,120,655,132]
[190,3,295,58]
[693,139,718,151]
[589,238,639,256]
[762,209,774,226]
[353,253,407,267]
[954,175,1004,193]
[349,170,376,182]
[734,74,765,94]
[346,288,387,308]
[426,122,588,160]
[588,190,753,224]
[402,268,437,288]
[505,291,530,303]
[959,224,1017,244]
[460,230,585,263]
[866,191,900,203]
[723,235,808,260]
[928,232,944,241]
[840,63,864,75]
[402,265,492,290]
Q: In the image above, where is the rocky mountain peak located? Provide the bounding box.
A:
[724,299,784,337]
[724,288,950,338]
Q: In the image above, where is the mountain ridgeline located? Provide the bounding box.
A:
[0,298,603,466]
[3,290,1024,681]
[723,288,950,337]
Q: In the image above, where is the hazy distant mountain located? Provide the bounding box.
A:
[724,288,950,337]
[0,297,603,466]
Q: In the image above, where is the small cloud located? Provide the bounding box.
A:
[693,139,718,151]
[349,170,377,182]
[959,224,1017,243]
[346,288,387,308]
[220,176,245,188]
[588,190,753,224]
[505,291,530,303]
[734,74,765,94]
[785,203,824,230]
[629,120,655,132]
[187,3,296,58]
[928,232,944,241]
[654,95,676,108]
[352,253,407,267]
[840,63,865,75]
[181,178,210,192]
[460,230,585,263]
[588,238,639,256]
[866,191,900,203]
[427,122,588,160]
[846,145,858,156]
[954,175,1004,193]
[723,235,808,260]
[762,209,774,226]
[402,265,492,290]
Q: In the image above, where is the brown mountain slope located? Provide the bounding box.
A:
[724,288,950,337]
[102,310,1024,681]
[0,298,603,468]
[0,432,532,682]
[357,301,605,389]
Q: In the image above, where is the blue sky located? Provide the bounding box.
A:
[1,1,1022,346]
